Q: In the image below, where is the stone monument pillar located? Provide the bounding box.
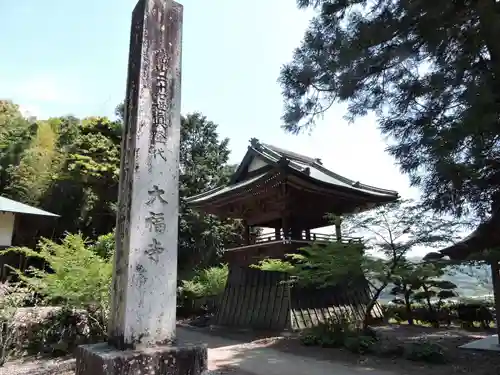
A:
[75,1,208,374]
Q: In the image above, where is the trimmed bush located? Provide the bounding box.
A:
[178,264,228,316]
[382,300,495,328]
[180,264,228,299]
[404,341,448,364]
[299,316,376,350]
[344,335,376,354]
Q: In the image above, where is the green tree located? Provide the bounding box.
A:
[5,120,61,205]
[412,278,457,322]
[255,200,463,328]
[342,200,462,325]
[0,233,113,336]
[390,261,456,325]
[0,100,24,126]
[41,116,122,239]
[50,115,81,150]
[179,113,243,275]
[254,241,379,328]
[0,100,36,191]
[114,102,125,123]
[0,109,122,244]
[1,100,242,275]
[65,117,121,236]
[280,1,500,218]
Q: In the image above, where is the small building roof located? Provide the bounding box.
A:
[0,196,59,217]
[435,211,500,261]
[187,138,399,206]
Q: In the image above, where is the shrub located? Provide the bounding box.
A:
[300,333,322,346]
[178,264,228,317]
[382,299,496,328]
[299,316,367,349]
[250,258,295,273]
[344,335,376,354]
[404,341,447,364]
[181,264,228,299]
[456,302,495,329]
[0,284,27,366]
[0,306,106,361]
[0,233,113,336]
[23,307,106,357]
[0,282,36,308]
[299,322,345,348]
[90,231,115,260]
[373,337,405,358]
[4,233,112,307]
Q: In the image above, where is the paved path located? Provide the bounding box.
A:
[177,326,398,375]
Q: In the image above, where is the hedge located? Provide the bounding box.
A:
[381,299,496,328]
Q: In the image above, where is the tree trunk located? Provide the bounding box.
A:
[422,285,438,328]
[404,290,414,325]
[363,285,386,330]
[490,260,500,345]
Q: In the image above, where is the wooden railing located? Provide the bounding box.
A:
[252,232,362,244]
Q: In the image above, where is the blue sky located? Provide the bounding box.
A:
[0,0,418,202]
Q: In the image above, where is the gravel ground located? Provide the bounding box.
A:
[3,324,498,375]
[257,325,500,375]
[3,361,252,375]
[179,321,500,375]
[0,349,253,375]
[0,357,75,375]
[57,372,250,375]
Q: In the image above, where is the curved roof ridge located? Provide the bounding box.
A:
[185,185,226,202]
[188,138,400,206]
[312,162,399,196]
[186,173,271,204]
[253,139,398,197]
[251,145,310,174]
[260,142,319,165]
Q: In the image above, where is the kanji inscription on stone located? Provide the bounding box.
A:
[145,238,165,263]
[106,0,183,350]
[146,184,168,206]
[145,211,166,233]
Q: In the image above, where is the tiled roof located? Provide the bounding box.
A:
[187,138,399,204]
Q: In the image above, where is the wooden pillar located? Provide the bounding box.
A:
[280,180,290,240]
[291,226,304,240]
[282,214,290,240]
[305,229,311,240]
[275,227,281,240]
[490,260,500,345]
[243,221,250,245]
[334,215,342,241]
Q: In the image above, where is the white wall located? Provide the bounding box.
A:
[0,212,15,247]
[247,156,268,172]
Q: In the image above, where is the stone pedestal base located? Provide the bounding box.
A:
[75,342,207,375]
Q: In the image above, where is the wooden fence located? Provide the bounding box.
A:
[215,265,381,331]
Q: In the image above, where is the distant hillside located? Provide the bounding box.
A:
[378,260,492,302]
